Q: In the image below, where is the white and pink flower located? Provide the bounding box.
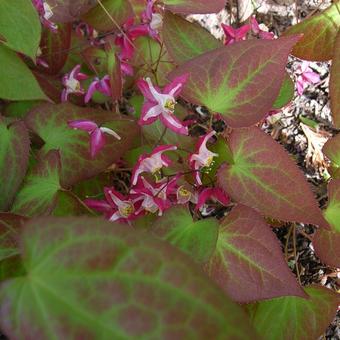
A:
[141,0,163,41]
[61,65,88,102]
[295,61,320,95]
[195,187,230,211]
[131,145,177,185]
[68,119,121,158]
[85,75,111,103]
[189,131,218,185]
[32,0,58,32]
[250,17,275,40]
[137,75,189,135]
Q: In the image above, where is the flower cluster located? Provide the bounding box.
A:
[32,0,58,32]
[85,131,229,223]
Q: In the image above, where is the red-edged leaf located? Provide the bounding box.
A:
[204,205,305,303]
[284,3,340,61]
[82,0,133,32]
[330,30,340,128]
[248,286,339,340]
[163,11,221,64]
[11,150,62,217]
[105,40,122,101]
[169,36,301,127]
[48,0,97,23]
[163,0,225,14]
[0,117,30,211]
[25,103,139,187]
[38,24,72,75]
[313,229,340,268]
[217,127,328,227]
[52,191,90,216]
[0,213,27,262]
[323,133,340,178]
[33,71,62,103]
[313,179,340,267]
[0,216,257,339]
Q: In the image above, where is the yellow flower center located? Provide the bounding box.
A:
[178,187,191,197]
[164,99,175,111]
[119,203,134,217]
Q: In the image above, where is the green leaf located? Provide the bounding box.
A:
[0,45,47,101]
[52,191,91,216]
[249,286,339,340]
[204,205,305,302]
[0,216,257,339]
[323,179,340,232]
[163,0,225,14]
[163,11,221,64]
[330,30,340,128]
[11,150,61,217]
[284,3,340,61]
[0,0,41,59]
[323,133,340,178]
[0,117,30,211]
[217,127,328,227]
[272,73,294,109]
[82,0,133,32]
[169,36,301,127]
[4,101,41,119]
[25,103,140,187]
[151,206,219,263]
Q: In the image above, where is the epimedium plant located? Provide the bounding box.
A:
[0,0,339,338]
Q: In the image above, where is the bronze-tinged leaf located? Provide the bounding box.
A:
[38,24,72,75]
[284,3,340,61]
[204,205,305,303]
[0,117,30,211]
[0,216,258,339]
[163,11,221,64]
[217,127,328,227]
[168,36,301,127]
[163,0,226,15]
[25,103,139,187]
[330,30,340,128]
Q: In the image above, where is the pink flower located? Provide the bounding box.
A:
[84,75,111,103]
[85,188,142,222]
[250,16,275,40]
[131,145,177,186]
[68,119,121,158]
[141,0,162,41]
[221,23,250,45]
[115,18,149,60]
[32,0,58,32]
[189,131,218,185]
[295,61,320,95]
[61,65,88,102]
[195,187,230,211]
[176,184,198,205]
[137,75,189,135]
[131,176,177,216]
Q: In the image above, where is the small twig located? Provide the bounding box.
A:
[292,224,302,286]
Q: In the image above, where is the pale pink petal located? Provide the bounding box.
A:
[250,17,260,34]
[136,79,158,102]
[90,128,106,158]
[68,119,98,132]
[142,103,163,122]
[296,78,305,95]
[160,111,188,135]
[303,71,320,84]
[61,89,68,102]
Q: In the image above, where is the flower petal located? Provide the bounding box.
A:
[164,73,189,97]
[68,119,97,132]
[159,111,188,135]
[90,128,106,158]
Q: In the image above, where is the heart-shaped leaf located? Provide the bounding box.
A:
[82,0,133,32]
[0,0,41,59]
[330,30,340,128]
[0,117,30,211]
[25,103,139,187]
[163,0,226,14]
[151,206,219,263]
[272,73,294,109]
[204,205,305,303]
[248,286,339,340]
[163,11,221,64]
[323,133,340,178]
[169,36,301,127]
[38,24,72,75]
[47,0,97,23]
[217,127,328,227]
[0,45,47,101]
[284,3,340,61]
[11,150,61,217]
[0,216,257,339]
